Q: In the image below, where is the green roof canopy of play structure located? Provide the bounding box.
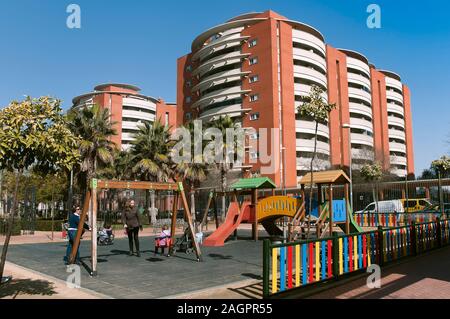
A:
[298,169,351,185]
[230,177,277,190]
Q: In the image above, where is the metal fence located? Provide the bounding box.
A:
[262,218,450,298]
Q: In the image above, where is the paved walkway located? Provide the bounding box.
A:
[0,261,106,299]
[307,246,450,299]
[1,227,265,299]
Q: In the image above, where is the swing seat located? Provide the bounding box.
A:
[155,236,172,248]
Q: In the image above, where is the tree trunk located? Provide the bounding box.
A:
[145,190,151,225]
[190,186,197,232]
[306,122,319,239]
[0,169,21,282]
[375,182,379,213]
[150,190,156,224]
[221,167,227,222]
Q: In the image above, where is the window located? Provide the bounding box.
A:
[185,96,191,103]
[248,39,258,47]
[249,112,260,121]
[249,94,259,102]
[186,80,191,87]
[250,151,259,160]
[165,112,169,126]
[186,65,192,72]
[419,200,430,207]
[249,75,259,83]
[249,56,258,65]
[249,132,259,140]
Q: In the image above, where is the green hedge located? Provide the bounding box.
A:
[0,219,21,236]
[34,220,64,232]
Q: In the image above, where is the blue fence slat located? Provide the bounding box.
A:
[302,244,307,285]
[344,237,348,273]
[280,247,286,291]
[358,235,363,269]
[321,240,326,280]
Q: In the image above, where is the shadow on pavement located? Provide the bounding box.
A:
[228,281,263,299]
[0,279,57,299]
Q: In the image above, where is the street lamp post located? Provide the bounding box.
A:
[342,124,353,211]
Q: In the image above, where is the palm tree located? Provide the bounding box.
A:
[68,104,117,194]
[174,122,208,225]
[130,119,175,223]
[297,85,336,238]
[206,116,242,219]
[97,150,134,218]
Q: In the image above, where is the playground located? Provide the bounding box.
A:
[1,171,449,299]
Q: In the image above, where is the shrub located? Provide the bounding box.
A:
[34,219,64,232]
[0,218,21,236]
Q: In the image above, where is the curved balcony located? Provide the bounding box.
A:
[195,71,250,94]
[385,76,403,92]
[193,88,250,109]
[296,139,330,156]
[295,120,330,139]
[292,29,326,56]
[389,142,407,153]
[350,132,374,147]
[387,103,404,117]
[388,116,405,128]
[349,102,373,119]
[352,148,374,161]
[390,155,407,166]
[122,109,154,121]
[294,65,327,88]
[296,157,331,170]
[346,57,371,78]
[391,168,407,177]
[193,51,250,77]
[348,87,372,105]
[192,18,259,51]
[386,90,404,104]
[195,68,247,91]
[193,34,248,61]
[350,117,374,133]
[347,72,371,91]
[294,83,328,102]
[293,48,327,73]
[199,103,248,121]
[122,97,156,109]
[388,128,406,141]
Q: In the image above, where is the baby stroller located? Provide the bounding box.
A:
[172,228,195,255]
[97,227,115,246]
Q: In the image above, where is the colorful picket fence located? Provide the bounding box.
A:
[354,212,446,228]
[263,218,449,298]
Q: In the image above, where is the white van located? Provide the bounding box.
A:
[355,200,405,214]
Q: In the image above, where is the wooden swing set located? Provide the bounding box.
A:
[68,179,202,276]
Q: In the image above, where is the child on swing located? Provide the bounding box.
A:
[155,225,171,256]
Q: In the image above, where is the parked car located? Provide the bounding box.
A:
[417,203,450,214]
[355,200,404,214]
[399,198,433,213]
[355,198,433,215]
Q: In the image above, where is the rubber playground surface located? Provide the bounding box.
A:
[1,229,266,299]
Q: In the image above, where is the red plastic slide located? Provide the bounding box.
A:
[203,201,252,247]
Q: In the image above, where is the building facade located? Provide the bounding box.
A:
[72,83,177,150]
[176,10,414,188]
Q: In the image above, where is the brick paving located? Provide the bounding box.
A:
[307,246,450,299]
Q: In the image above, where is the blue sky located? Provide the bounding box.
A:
[0,0,449,175]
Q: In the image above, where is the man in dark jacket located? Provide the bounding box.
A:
[122,200,143,257]
[64,206,91,265]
